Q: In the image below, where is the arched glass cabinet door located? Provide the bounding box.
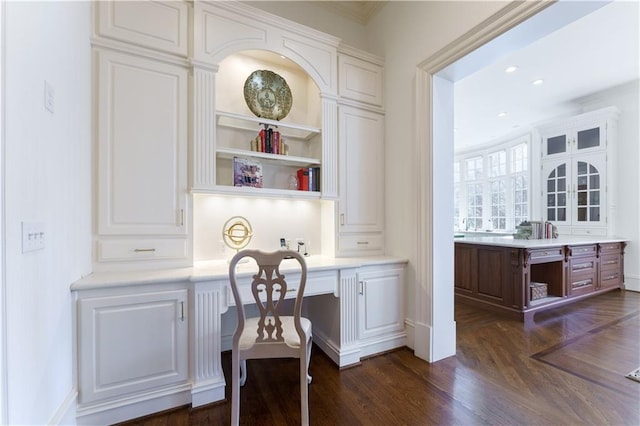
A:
[543,156,606,229]
[545,162,569,224]
[575,160,601,223]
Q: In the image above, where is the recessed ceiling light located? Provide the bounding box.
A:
[505,66,518,73]
[497,112,507,117]
[532,79,544,85]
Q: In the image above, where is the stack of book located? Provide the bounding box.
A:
[250,126,288,155]
[296,167,320,191]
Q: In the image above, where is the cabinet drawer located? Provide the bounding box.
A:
[528,247,564,263]
[339,234,383,253]
[570,258,597,274]
[599,242,622,254]
[600,270,622,287]
[600,254,621,271]
[568,244,597,258]
[98,238,188,262]
[569,273,596,295]
[571,227,607,236]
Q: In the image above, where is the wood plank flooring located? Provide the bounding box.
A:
[118,289,640,425]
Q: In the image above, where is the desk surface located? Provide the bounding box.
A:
[71,255,408,291]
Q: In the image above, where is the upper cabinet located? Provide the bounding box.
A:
[539,107,619,236]
[336,49,385,256]
[338,47,384,107]
[94,0,189,56]
[540,108,615,159]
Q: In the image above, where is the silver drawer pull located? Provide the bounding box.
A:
[357,241,369,245]
[603,274,618,281]
[603,260,618,265]
[134,248,156,252]
[573,279,592,288]
[573,262,593,270]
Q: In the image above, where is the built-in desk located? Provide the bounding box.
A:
[454,236,626,325]
[71,256,407,425]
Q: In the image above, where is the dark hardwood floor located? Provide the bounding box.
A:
[118,290,640,425]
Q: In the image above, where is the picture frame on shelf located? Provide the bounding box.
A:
[233,156,263,188]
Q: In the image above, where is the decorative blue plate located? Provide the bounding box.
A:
[243,70,292,121]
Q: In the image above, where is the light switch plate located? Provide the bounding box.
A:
[22,222,45,252]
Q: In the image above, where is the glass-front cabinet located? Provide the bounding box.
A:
[539,107,617,236]
[542,154,607,235]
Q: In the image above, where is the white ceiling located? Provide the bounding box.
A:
[453,0,639,151]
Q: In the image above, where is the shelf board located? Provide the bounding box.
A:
[216,110,321,141]
[216,147,321,167]
[194,185,321,199]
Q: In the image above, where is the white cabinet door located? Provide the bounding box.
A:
[542,153,607,234]
[338,106,384,234]
[78,288,188,405]
[357,266,405,341]
[96,49,188,237]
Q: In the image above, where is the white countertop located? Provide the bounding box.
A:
[71,255,408,291]
[453,235,627,248]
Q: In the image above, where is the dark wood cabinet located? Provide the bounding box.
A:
[454,239,626,325]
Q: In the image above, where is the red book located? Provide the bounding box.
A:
[259,129,266,152]
[297,168,309,191]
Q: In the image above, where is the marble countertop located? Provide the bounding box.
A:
[71,255,408,291]
[453,235,627,249]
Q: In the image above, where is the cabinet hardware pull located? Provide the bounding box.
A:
[359,281,365,295]
[134,248,156,252]
[357,241,369,245]
[603,274,617,281]
[340,214,344,226]
[573,262,593,270]
[180,209,184,226]
[259,288,297,293]
[180,301,185,321]
[604,260,617,265]
[573,279,592,288]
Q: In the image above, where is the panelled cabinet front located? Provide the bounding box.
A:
[357,266,405,342]
[77,288,188,406]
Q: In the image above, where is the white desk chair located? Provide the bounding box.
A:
[228,249,312,425]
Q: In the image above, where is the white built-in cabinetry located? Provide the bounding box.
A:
[75,284,189,422]
[93,0,190,268]
[539,107,618,236]
[356,265,405,355]
[81,1,404,424]
[337,48,385,256]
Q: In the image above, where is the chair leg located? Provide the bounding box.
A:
[240,359,247,386]
[306,335,312,384]
[300,353,310,426]
[231,352,241,426]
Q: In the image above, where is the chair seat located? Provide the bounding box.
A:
[239,316,312,351]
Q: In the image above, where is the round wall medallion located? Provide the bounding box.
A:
[243,70,292,121]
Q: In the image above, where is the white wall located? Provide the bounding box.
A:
[365,1,506,341]
[579,80,640,291]
[3,1,91,424]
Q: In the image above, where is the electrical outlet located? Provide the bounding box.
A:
[22,222,46,252]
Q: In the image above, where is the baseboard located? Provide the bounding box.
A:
[624,274,640,292]
[312,329,361,368]
[358,331,407,359]
[48,388,77,425]
[404,319,415,350]
[76,384,191,425]
[191,378,226,407]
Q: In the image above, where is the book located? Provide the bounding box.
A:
[233,157,263,188]
[297,168,309,191]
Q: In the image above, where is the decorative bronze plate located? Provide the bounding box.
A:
[243,70,292,121]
